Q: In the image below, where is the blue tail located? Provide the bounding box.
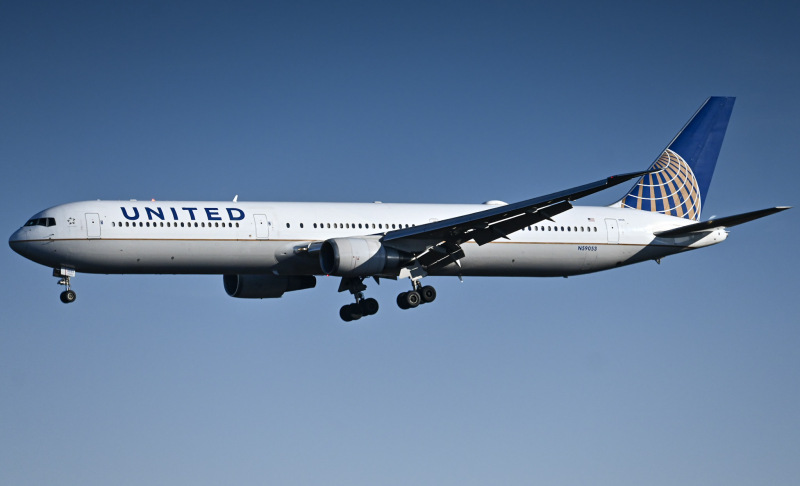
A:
[616,97,735,221]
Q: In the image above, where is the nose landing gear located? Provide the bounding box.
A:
[54,268,77,304]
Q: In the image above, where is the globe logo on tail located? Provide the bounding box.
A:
[622,149,701,221]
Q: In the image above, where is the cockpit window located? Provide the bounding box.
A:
[24,218,56,227]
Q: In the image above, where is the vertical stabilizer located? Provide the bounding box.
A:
[614,97,735,221]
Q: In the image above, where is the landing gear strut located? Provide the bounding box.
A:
[54,268,77,304]
[338,277,379,322]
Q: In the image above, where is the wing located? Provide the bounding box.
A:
[653,206,790,238]
[381,170,650,271]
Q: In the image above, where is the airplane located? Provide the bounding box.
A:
[9,97,789,321]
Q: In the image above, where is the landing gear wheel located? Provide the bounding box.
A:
[360,298,379,316]
[340,303,362,322]
[60,290,77,304]
[397,292,410,310]
[404,290,421,308]
[420,285,436,303]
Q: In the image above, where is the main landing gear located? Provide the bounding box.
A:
[337,276,437,322]
[396,282,436,310]
[54,268,77,304]
[339,277,379,322]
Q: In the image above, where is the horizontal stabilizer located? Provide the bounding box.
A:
[654,206,790,238]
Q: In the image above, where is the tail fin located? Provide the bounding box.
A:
[614,97,735,221]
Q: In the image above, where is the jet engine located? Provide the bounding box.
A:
[319,237,410,277]
[223,274,316,299]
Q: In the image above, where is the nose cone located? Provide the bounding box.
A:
[9,227,28,257]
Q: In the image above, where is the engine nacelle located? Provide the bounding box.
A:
[319,237,410,277]
[223,274,316,299]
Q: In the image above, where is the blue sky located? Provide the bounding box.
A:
[2,2,798,484]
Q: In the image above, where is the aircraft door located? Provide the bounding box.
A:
[605,218,619,244]
[86,213,101,238]
[254,214,269,239]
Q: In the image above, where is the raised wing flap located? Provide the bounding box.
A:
[382,169,650,254]
[654,206,790,238]
[471,200,573,245]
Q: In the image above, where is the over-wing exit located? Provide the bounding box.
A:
[9,98,789,321]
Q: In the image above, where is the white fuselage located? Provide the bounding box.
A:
[9,200,727,278]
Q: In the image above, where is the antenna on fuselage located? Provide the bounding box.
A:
[233,195,238,202]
